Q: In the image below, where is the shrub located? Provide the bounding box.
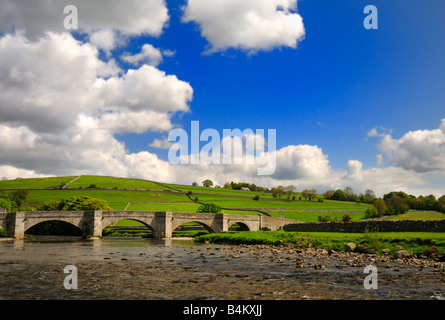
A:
[18,206,36,211]
[362,228,382,252]
[318,215,331,222]
[365,206,379,219]
[197,203,222,213]
[88,184,97,188]
[342,214,352,222]
[38,196,113,211]
[253,195,260,201]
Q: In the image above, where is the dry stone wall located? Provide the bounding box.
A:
[283,220,445,233]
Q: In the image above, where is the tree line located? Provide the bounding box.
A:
[323,187,445,217]
[193,180,445,216]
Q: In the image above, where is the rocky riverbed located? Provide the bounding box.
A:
[0,238,444,300]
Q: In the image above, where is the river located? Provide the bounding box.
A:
[0,236,443,300]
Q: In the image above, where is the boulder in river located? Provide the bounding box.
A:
[427,246,439,256]
[394,250,412,259]
[344,243,356,252]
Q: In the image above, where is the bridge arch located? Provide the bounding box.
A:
[228,222,250,231]
[172,221,214,233]
[101,218,155,237]
[25,216,85,233]
[25,220,82,236]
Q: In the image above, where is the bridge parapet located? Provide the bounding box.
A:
[0,210,296,239]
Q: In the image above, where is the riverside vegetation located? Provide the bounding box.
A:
[0,175,444,260]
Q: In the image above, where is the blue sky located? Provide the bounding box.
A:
[0,0,443,196]
[122,0,444,170]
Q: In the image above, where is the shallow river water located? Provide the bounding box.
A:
[0,236,444,300]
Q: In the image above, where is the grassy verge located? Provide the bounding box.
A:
[195,230,445,255]
[267,211,365,222]
[388,212,445,220]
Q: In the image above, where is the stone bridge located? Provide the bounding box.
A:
[0,210,296,239]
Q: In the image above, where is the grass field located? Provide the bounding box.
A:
[267,211,366,222]
[0,176,76,189]
[127,202,201,212]
[67,175,167,190]
[388,212,445,221]
[1,176,443,224]
[194,194,371,211]
[22,189,191,211]
[195,230,445,254]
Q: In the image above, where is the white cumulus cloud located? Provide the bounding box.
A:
[182,0,305,53]
[376,119,445,173]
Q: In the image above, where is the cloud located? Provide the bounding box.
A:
[149,137,174,150]
[0,165,44,180]
[0,32,192,135]
[121,44,164,67]
[96,64,193,116]
[182,0,305,53]
[375,119,445,173]
[0,0,169,39]
[272,145,331,180]
[89,30,118,54]
[0,32,120,133]
[0,31,193,177]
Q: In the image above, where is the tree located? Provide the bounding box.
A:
[38,196,113,211]
[343,186,356,202]
[275,185,285,199]
[9,189,29,208]
[323,190,334,200]
[192,182,198,187]
[196,203,222,213]
[307,189,317,201]
[436,195,445,213]
[364,189,376,202]
[373,198,387,216]
[202,179,213,188]
[365,206,379,219]
[332,189,346,201]
[223,182,232,189]
[284,185,296,199]
[385,195,409,215]
[0,197,13,212]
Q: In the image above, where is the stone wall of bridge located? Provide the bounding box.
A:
[0,210,294,239]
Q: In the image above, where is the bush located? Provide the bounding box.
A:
[18,206,36,211]
[88,184,97,188]
[197,203,222,213]
[318,215,331,222]
[365,206,379,219]
[38,196,113,211]
[253,195,260,201]
[342,214,352,222]
[362,228,382,252]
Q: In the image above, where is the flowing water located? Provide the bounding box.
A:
[0,236,443,300]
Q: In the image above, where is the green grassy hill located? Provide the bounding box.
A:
[1,175,443,223]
